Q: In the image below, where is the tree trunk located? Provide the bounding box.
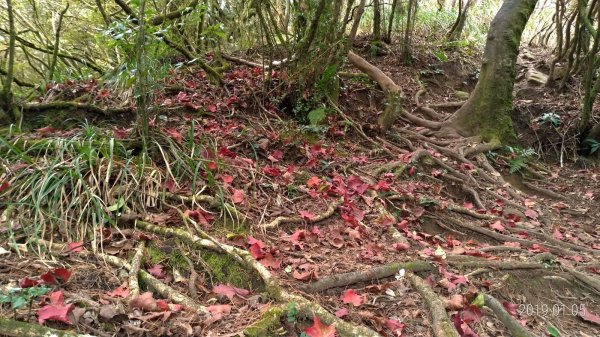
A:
[48,4,69,82]
[373,0,382,42]
[1,0,17,124]
[447,0,473,41]
[443,0,538,143]
[384,0,399,43]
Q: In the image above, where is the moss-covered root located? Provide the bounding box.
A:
[407,272,460,337]
[128,240,146,299]
[300,260,434,293]
[244,305,285,337]
[96,252,208,315]
[483,293,535,337]
[133,220,383,337]
[0,317,91,337]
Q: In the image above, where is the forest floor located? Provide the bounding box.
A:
[0,41,599,337]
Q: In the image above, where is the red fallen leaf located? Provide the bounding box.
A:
[524,208,538,220]
[164,179,176,193]
[348,175,369,195]
[207,304,231,321]
[372,180,390,191]
[207,104,217,113]
[212,284,250,300]
[221,175,234,184]
[307,176,321,188]
[130,292,158,311]
[452,314,480,337]
[408,166,416,176]
[335,308,348,317]
[392,242,410,251]
[579,305,600,325]
[155,299,183,312]
[569,255,585,262]
[36,125,56,135]
[300,210,316,220]
[163,128,183,143]
[0,181,10,193]
[268,150,284,162]
[37,291,75,324]
[489,220,505,232]
[207,161,218,170]
[263,166,281,177]
[462,305,483,323]
[106,282,130,298]
[67,241,84,253]
[502,301,518,316]
[184,209,215,227]
[305,315,336,337]
[584,191,594,199]
[340,289,364,307]
[431,169,443,177]
[259,253,281,270]
[19,277,40,288]
[552,227,564,240]
[147,264,166,279]
[218,147,237,158]
[463,202,474,210]
[385,319,405,336]
[248,236,265,259]
[41,268,71,285]
[232,189,245,204]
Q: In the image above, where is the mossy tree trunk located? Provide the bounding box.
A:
[372,0,382,47]
[1,0,17,125]
[444,0,538,143]
[447,0,474,41]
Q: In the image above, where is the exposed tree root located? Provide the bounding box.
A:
[562,266,600,294]
[0,317,89,337]
[161,192,244,222]
[132,219,382,337]
[263,197,343,229]
[440,216,585,257]
[415,89,444,120]
[406,272,460,337]
[446,254,544,270]
[299,261,434,293]
[128,240,145,299]
[483,293,535,337]
[22,101,131,115]
[506,225,598,255]
[347,51,404,130]
[96,251,208,315]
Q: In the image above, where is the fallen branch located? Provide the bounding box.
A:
[407,272,460,337]
[483,293,535,337]
[128,240,146,299]
[263,197,343,228]
[299,261,434,293]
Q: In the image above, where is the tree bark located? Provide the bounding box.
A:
[442,0,538,143]
[447,0,474,41]
[1,0,17,123]
[48,4,69,82]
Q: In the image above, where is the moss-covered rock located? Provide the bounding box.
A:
[201,250,262,290]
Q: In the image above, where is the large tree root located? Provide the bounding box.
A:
[0,317,90,337]
[299,261,434,293]
[483,293,535,337]
[22,101,131,116]
[406,272,460,337]
[132,220,383,337]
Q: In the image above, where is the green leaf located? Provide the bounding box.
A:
[471,293,485,307]
[11,296,27,309]
[26,286,50,298]
[434,50,448,62]
[107,197,125,212]
[547,325,560,337]
[307,108,326,125]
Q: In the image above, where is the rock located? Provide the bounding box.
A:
[454,90,470,100]
[552,65,567,80]
[526,69,548,86]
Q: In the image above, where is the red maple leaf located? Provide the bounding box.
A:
[0,181,10,193]
[19,277,40,288]
[147,264,166,278]
[221,175,234,184]
[385,319,405,336]
[524,208,538,220]
[307,176,321,188]
[502,301,518,316]
[40,268,71,285]
[580,305,600,325]
[248,236,266,259]
[37,291,75,324]
[67,241,84,253]
[212,284,250,300]
[347,175,369,195]
[340,289,364,306]
[106,282,130,298]
[305,315,336,337]
[300,210,316,220]
[263,166,281,177]
[489,220,505,232]
[231,189,245,204]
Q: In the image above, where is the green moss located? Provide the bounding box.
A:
[146,241,189,271]
[244,305,285,337]
[201,251,262,290]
